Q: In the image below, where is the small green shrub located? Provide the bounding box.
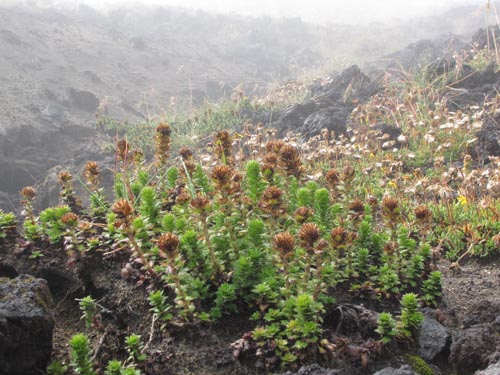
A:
[70,333,96,375]
[399,293,424,337]
[376,312,398,344]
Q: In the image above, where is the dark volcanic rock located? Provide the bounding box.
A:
[447,62,500,110]
[372,365,417,375]
[274,100,317,136]
[418,314,450,361]
[300,109,348,137]
[476,117,500,163]
[65,88,99,112]
[275,65,380,137]
[0,275,55,375]
[449,300,500,373]
[281,363,341,375]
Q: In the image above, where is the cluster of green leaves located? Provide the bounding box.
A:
[23,205,71,243]
[49,333,146,375]
[0,209,16,239]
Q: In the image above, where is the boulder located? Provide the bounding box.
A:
[449,301,500,373]
[475,361,500,375]
[275,65,380,138]
[280,363,341,375]
[372,365,417,375]
[65,88,99,113]
[0,275,55,375]
[418,315,450,361]
[300,109,347,137]
[476,119,500,163]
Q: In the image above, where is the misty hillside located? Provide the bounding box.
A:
[0,1,497,210]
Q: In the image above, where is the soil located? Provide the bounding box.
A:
[2,233,499,375]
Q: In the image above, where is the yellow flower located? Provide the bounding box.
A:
[457,195,468,206]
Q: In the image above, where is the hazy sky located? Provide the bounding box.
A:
[15,0,488,24]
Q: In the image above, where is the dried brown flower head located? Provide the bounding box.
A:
[190,193,210,211]
[61,212,78,227]
[273,232,295,259]
[214,130,233,165]
[211,165,233,188]
[382,196,399,219]
[116,139,130,161]
[158,232,180,258]
[263,153,279,167]
[156,123,172,137]
[325,169,340,187]
[20,186,37,200]
[84,161,100,186]
[299,222,320,248]
[179,147,193,161]
[294,206,314,224]
[331,227,348,247]
[266,140,285,154]
[183,160,197,175]
[111,199,134,219]
[155,123,171,165]
[175,190,191,205]
[349,199,365,215]
[58,171,73,185]
[279,144,302,177]
[414,205,432,222]
[258,186,285,215]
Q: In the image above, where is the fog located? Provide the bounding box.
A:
[10,0,487,24]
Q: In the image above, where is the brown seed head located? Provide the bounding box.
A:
[111,199,134,219]
[58,171,73,185]
[331,227,348,247]
[190,193,210,210]
[156,123,172,137]
[325,169,340,187]
[183,160,197,174]
[299,222,320,248]
[273,232,295,258]
[263,153,278,167]
[349,199,365,214]
[20,186,37,200]
[294,206,314,224]
[382,196,399,215]
[214,130,233,164]
[175,190,191,205]
[266,140,285,153]
[279,144,302,177]
[61,212,78,227]
[158,232,180,258]
[84,161,100,186]
[211,165,233,187]
[116,139,130,160]
[84,161,100,177]
[259,186,284,214]
[415,205,432,222]
[179,147,193,160]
